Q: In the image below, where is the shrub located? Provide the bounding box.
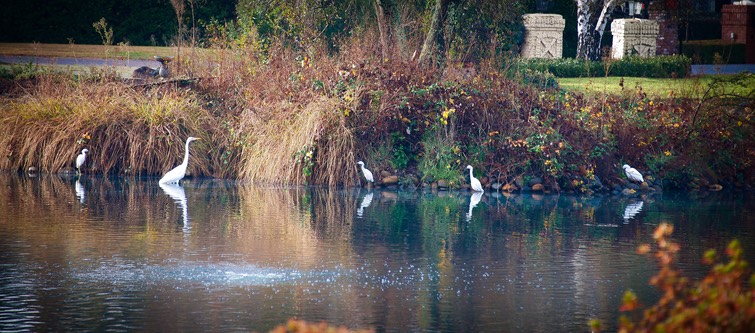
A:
[609,55,691,78]
[595,224,755,333]
[515,55,691,78]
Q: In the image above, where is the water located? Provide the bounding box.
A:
[1,174,753,332]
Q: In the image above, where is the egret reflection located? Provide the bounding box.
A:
[357,192,373,218]
[623,201,644,222]
[466,191,483,221]
[159,182,189,228]
[75,179,85,203]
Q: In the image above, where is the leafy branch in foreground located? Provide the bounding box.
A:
[592,223,754,333]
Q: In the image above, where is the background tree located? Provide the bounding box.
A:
[576,0,621,60]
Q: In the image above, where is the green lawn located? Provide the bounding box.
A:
[2,43,752,99]
[0,42,176,60]
[557,75,754,99]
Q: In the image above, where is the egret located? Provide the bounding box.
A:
[357,161,374,183]
[159,137,200,185]
[76,148,88,174]
[623,164,644,183]
[466,165,484,192]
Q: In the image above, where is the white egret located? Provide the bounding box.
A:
[357,192,374,218]
[75,148,88,174]
[159,137,200,185]
[357,161,374,183]
[623,164,644,183]
[466,165,484,192]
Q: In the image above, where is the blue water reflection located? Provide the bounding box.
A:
[0,174,753,332]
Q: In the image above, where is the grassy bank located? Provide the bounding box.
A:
[0,42,176,60]
[1,41,753,191]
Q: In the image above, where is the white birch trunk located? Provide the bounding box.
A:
[576,0,620,60]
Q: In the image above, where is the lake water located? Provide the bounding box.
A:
[1,174,753,332]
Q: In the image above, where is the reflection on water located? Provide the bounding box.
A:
[75,178,85,203]
[623,201,644,222]
[466,191,483,221]
[357,192,373,218]
[0,174,753,332]
[159,182,189,229]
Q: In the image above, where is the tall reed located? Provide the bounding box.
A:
[0,74,236,177]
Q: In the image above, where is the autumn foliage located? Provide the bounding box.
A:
[608,224,754,332]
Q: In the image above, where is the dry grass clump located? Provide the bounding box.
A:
[0,74,236,177]
[238,97,356,186]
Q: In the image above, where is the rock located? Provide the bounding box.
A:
[382,175,399,185]
[407,175,420,186]
[502,183,518,192]
[528,177,543,187]
[480,176,490,186]
[380,170,392,178]
[514,176,525,188]
[622,188,636,196]
[531,183,545,192]
[626,183,640,190]
[692,177,710,188]
[27,166,38,173]
[588,175,604,190]
[491,182,503,190]
[437,180,448,189]
[708,184,723,191]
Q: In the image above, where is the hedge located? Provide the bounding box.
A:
[515,55,691,78]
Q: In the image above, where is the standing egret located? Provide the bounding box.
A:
[466,165,484,192]
[623,164,644,183]
[357,161,374,183]
[159,137,200,185]
[76,148,88,174]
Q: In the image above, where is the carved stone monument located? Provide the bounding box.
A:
[611,19,659,59]
[521,14,565,59]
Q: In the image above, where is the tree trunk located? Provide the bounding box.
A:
[418,0,450,66]
[576,0,618,61]
[374,0,390,60]
[392,3,408,59]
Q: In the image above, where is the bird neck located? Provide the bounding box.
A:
[182,140,191,166]
[468,168,474,178]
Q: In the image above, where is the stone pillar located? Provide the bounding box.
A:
[611,19,660,59]
[721,3,755,63]
[521,14,565,59]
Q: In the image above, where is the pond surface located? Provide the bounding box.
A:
[1,174,753,332]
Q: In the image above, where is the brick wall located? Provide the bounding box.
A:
[648,2,679,55]
[721,4,755,63]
